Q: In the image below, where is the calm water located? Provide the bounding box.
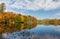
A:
[2,25,60,39]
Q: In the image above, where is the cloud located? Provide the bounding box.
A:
[51,12,60,19]
[0,0,60,11]
[54,13,60,16]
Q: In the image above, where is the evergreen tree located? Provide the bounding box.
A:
[0,3,5,13]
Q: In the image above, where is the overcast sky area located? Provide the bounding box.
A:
[0,0,60,20]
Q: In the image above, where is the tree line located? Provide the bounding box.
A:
[37,19,60,26]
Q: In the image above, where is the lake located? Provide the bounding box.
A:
[2,25,60,39]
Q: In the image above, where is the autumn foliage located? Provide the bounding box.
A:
[0,12,37,33]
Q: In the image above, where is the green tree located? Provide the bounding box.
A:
[0,3,5,13]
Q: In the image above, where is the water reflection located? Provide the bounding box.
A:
[0,22,60,39]
[0,22,37,33]
[2,25,60,39]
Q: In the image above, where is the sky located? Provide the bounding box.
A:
[0,0,60,20]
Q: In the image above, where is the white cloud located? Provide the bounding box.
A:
[54,13,60,16]
[51,13,60,19]
[0,0,60,11]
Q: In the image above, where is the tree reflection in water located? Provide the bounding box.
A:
[0,22,37,39]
